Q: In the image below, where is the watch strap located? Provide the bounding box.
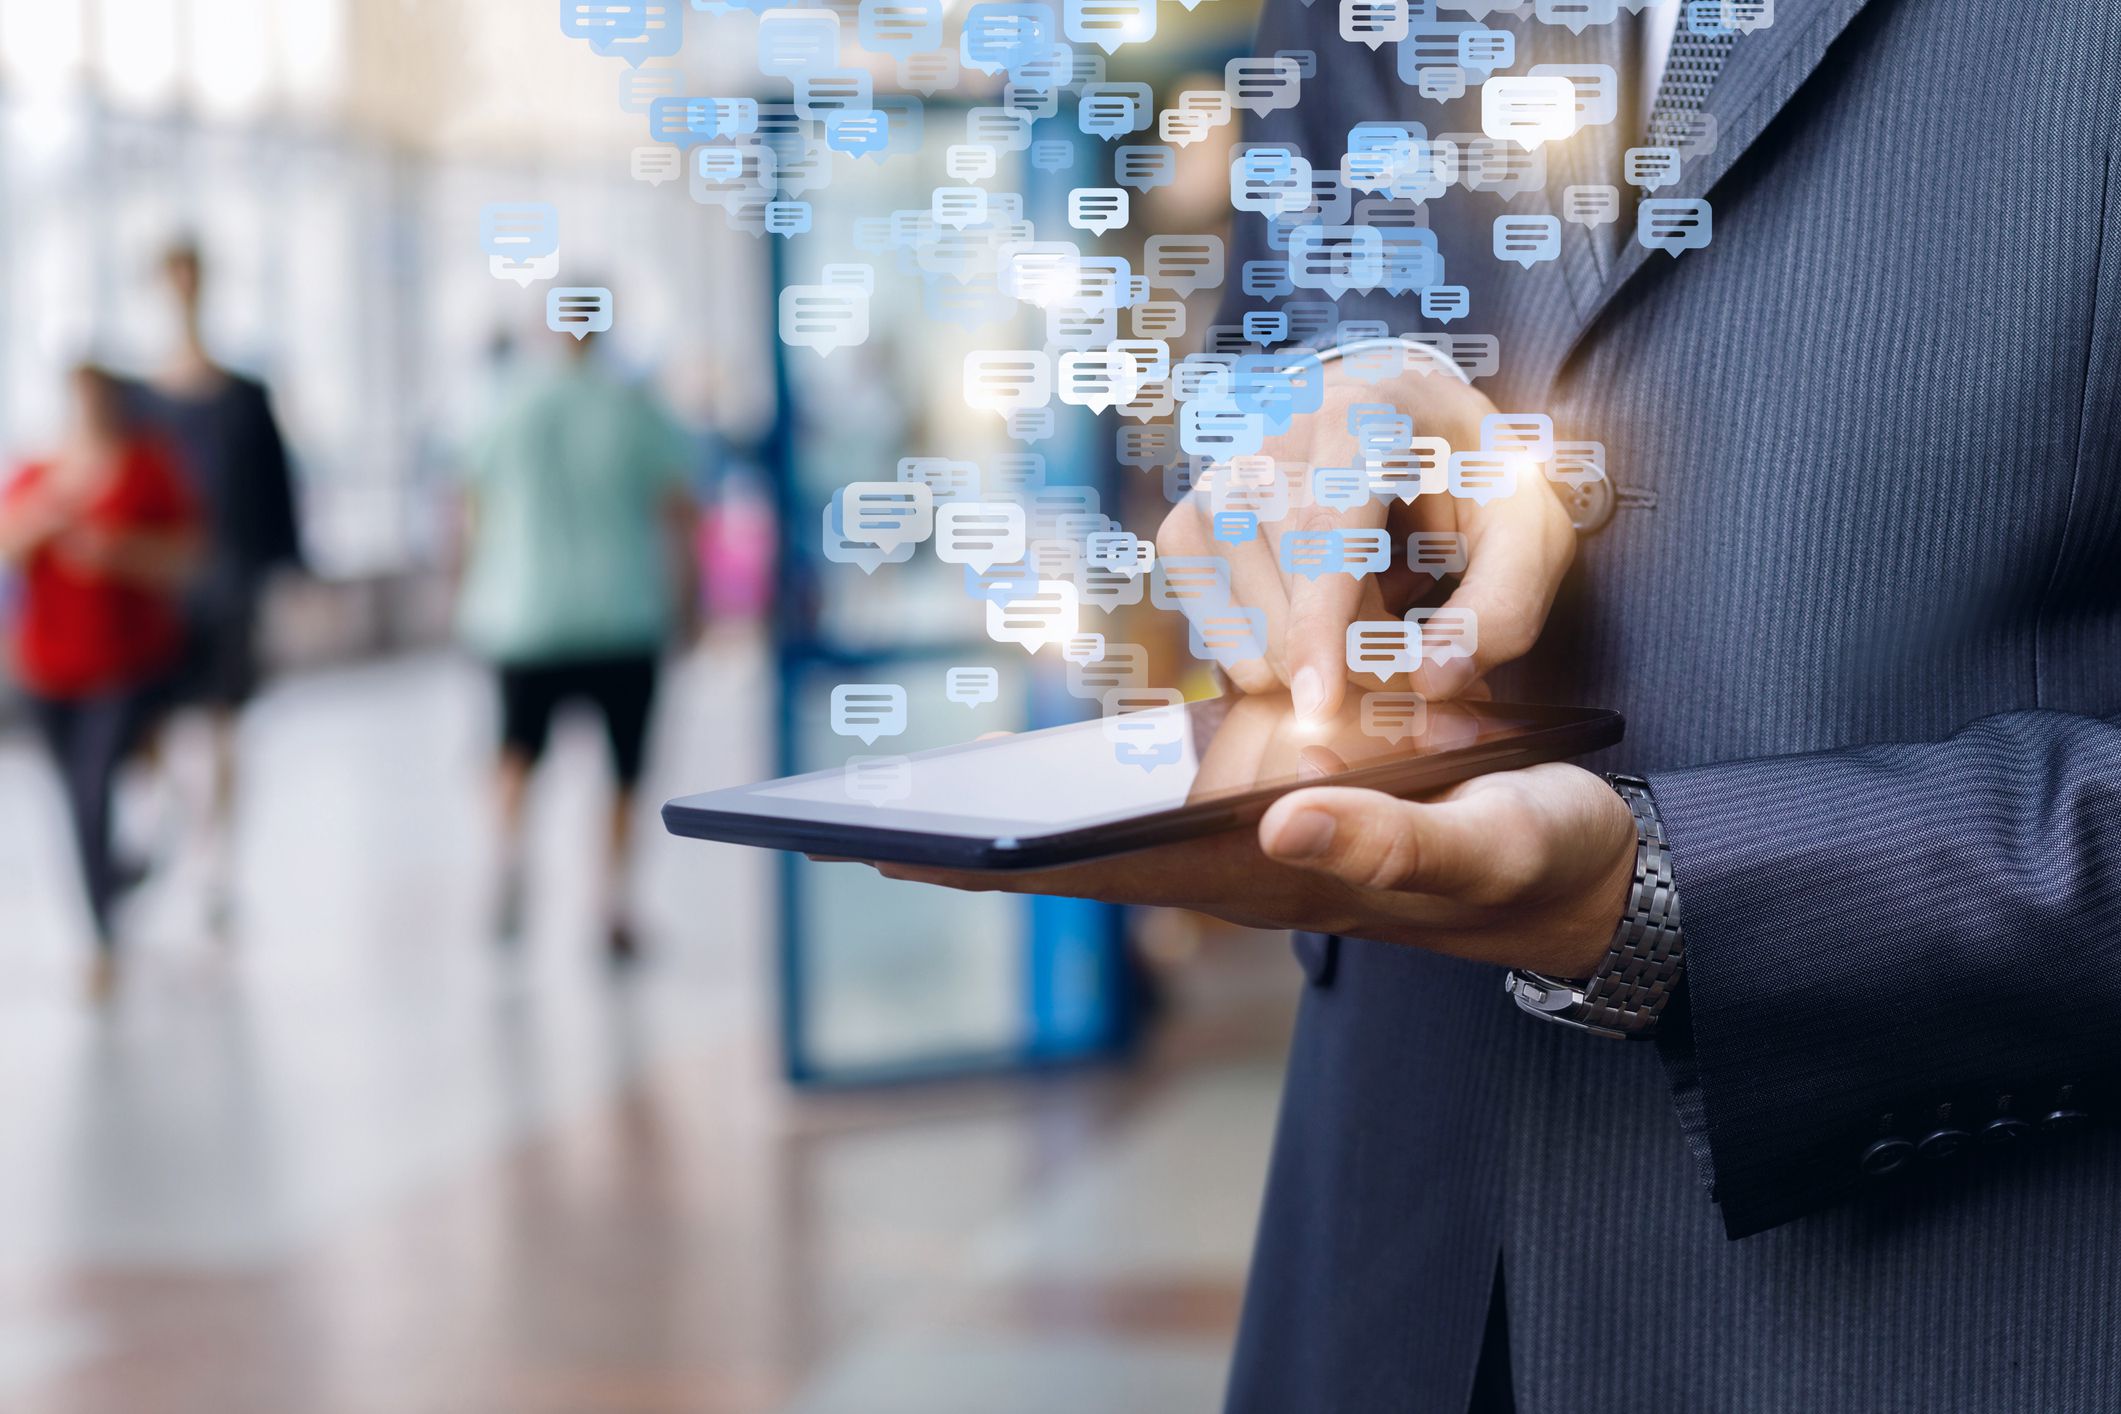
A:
[1504,774,1683,1038]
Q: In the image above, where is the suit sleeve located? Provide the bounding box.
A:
[1644,708,2121,1238]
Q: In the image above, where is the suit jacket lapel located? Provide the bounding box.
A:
[1547,0,1880,386]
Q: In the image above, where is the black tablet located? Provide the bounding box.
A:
[662,690,1622,871]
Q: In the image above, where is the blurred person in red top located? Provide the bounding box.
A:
[0,364,200,997]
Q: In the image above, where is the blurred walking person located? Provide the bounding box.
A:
[457,324,697,962]
[1,366,200,998]
[139,239,304,924]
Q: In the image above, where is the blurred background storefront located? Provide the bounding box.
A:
[0,2,1308,1410]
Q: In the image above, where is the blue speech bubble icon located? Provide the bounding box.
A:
[1114,144,1176,192]
[647,96,718,144]
[961,1,1052,73]
[1213,510,1258,544]
[1079,82,1151,139]
[1234,352,1324,431]
[1637,197,1713,256]
[562,1,648,41]
[481,201,558,259]
[547,287,613,340]
[1421,284,1470,323]
[592,2,682,65]
[1242,310,1289,345]
[1313,466,1369,511]
[1028,138,1072,171]
[825,108,889,157]
[1278,530,1341,579]
[1492,214,1561,268]
[1349,403,1412,452]
[1685,0,1732,34]
[764,200,813,237]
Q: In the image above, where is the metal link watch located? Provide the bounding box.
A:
[1503,775,1683,1039]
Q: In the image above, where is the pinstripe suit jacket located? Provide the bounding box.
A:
[1217,2,2121,1410]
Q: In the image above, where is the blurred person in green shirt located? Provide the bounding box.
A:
[457,325,697,962]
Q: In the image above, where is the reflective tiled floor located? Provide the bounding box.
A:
[0,645,1295,1413]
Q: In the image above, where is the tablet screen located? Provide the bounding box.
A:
[722,690,1566,839]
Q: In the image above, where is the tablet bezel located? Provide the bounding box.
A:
[661,700,1624,871]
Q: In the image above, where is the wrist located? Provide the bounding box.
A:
[1558,821,1642,977]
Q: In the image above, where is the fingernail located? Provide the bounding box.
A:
[1270,809,1336,860]
[1291,667,1326,722]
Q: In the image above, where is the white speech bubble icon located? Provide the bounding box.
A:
[843,754,912,805]
[822,503,914,576]
[1225,56,1301,117]
[1339,0,1410,49]
[1066,641,1147,697]
[945,665,1001,707]
[1345,621,1420,681]
[1548,440,1607,489]
[1058,350,1143,414]
[1723,0,1773,33]
[1625,146,1683,191]
[1407,530,1470,575]
[1480,412,1555,462]
[546,287,613,339]
[631,145,682,186]
[1529,61,1619,129]
[831,683,908,745]
[780,284,869,357]
[1480,75,1576,148]
[1638,196,1713,256]
[988,579,1081,652]
[1447,452,1522,506]
[934,501,1028,574]
[965,350,1054,416]
[490,252,559,288]
[1086,530,1153,576]
[1491,214,1561,268]
[1562,183,1620,228]
[1100,687,1185,770]
[1360,691,1428,744]
[841,481,936,553]
[946,144,997,181]
[1144,234,1225,296]
[1408,606,1478,663]
[1068,187,1130,236]
[1366,437,1448,503]
[1062,632,1107,665]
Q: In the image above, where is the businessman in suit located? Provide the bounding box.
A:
[871,0,2121,1407]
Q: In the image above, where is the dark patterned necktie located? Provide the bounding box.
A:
[1644,12,1738,160]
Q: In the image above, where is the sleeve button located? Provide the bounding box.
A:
[1917,1128,1971,1162]
[2042,1109,2091,1135]
[1981,1117,2032,1146]
[1860,1137,1914,1177]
